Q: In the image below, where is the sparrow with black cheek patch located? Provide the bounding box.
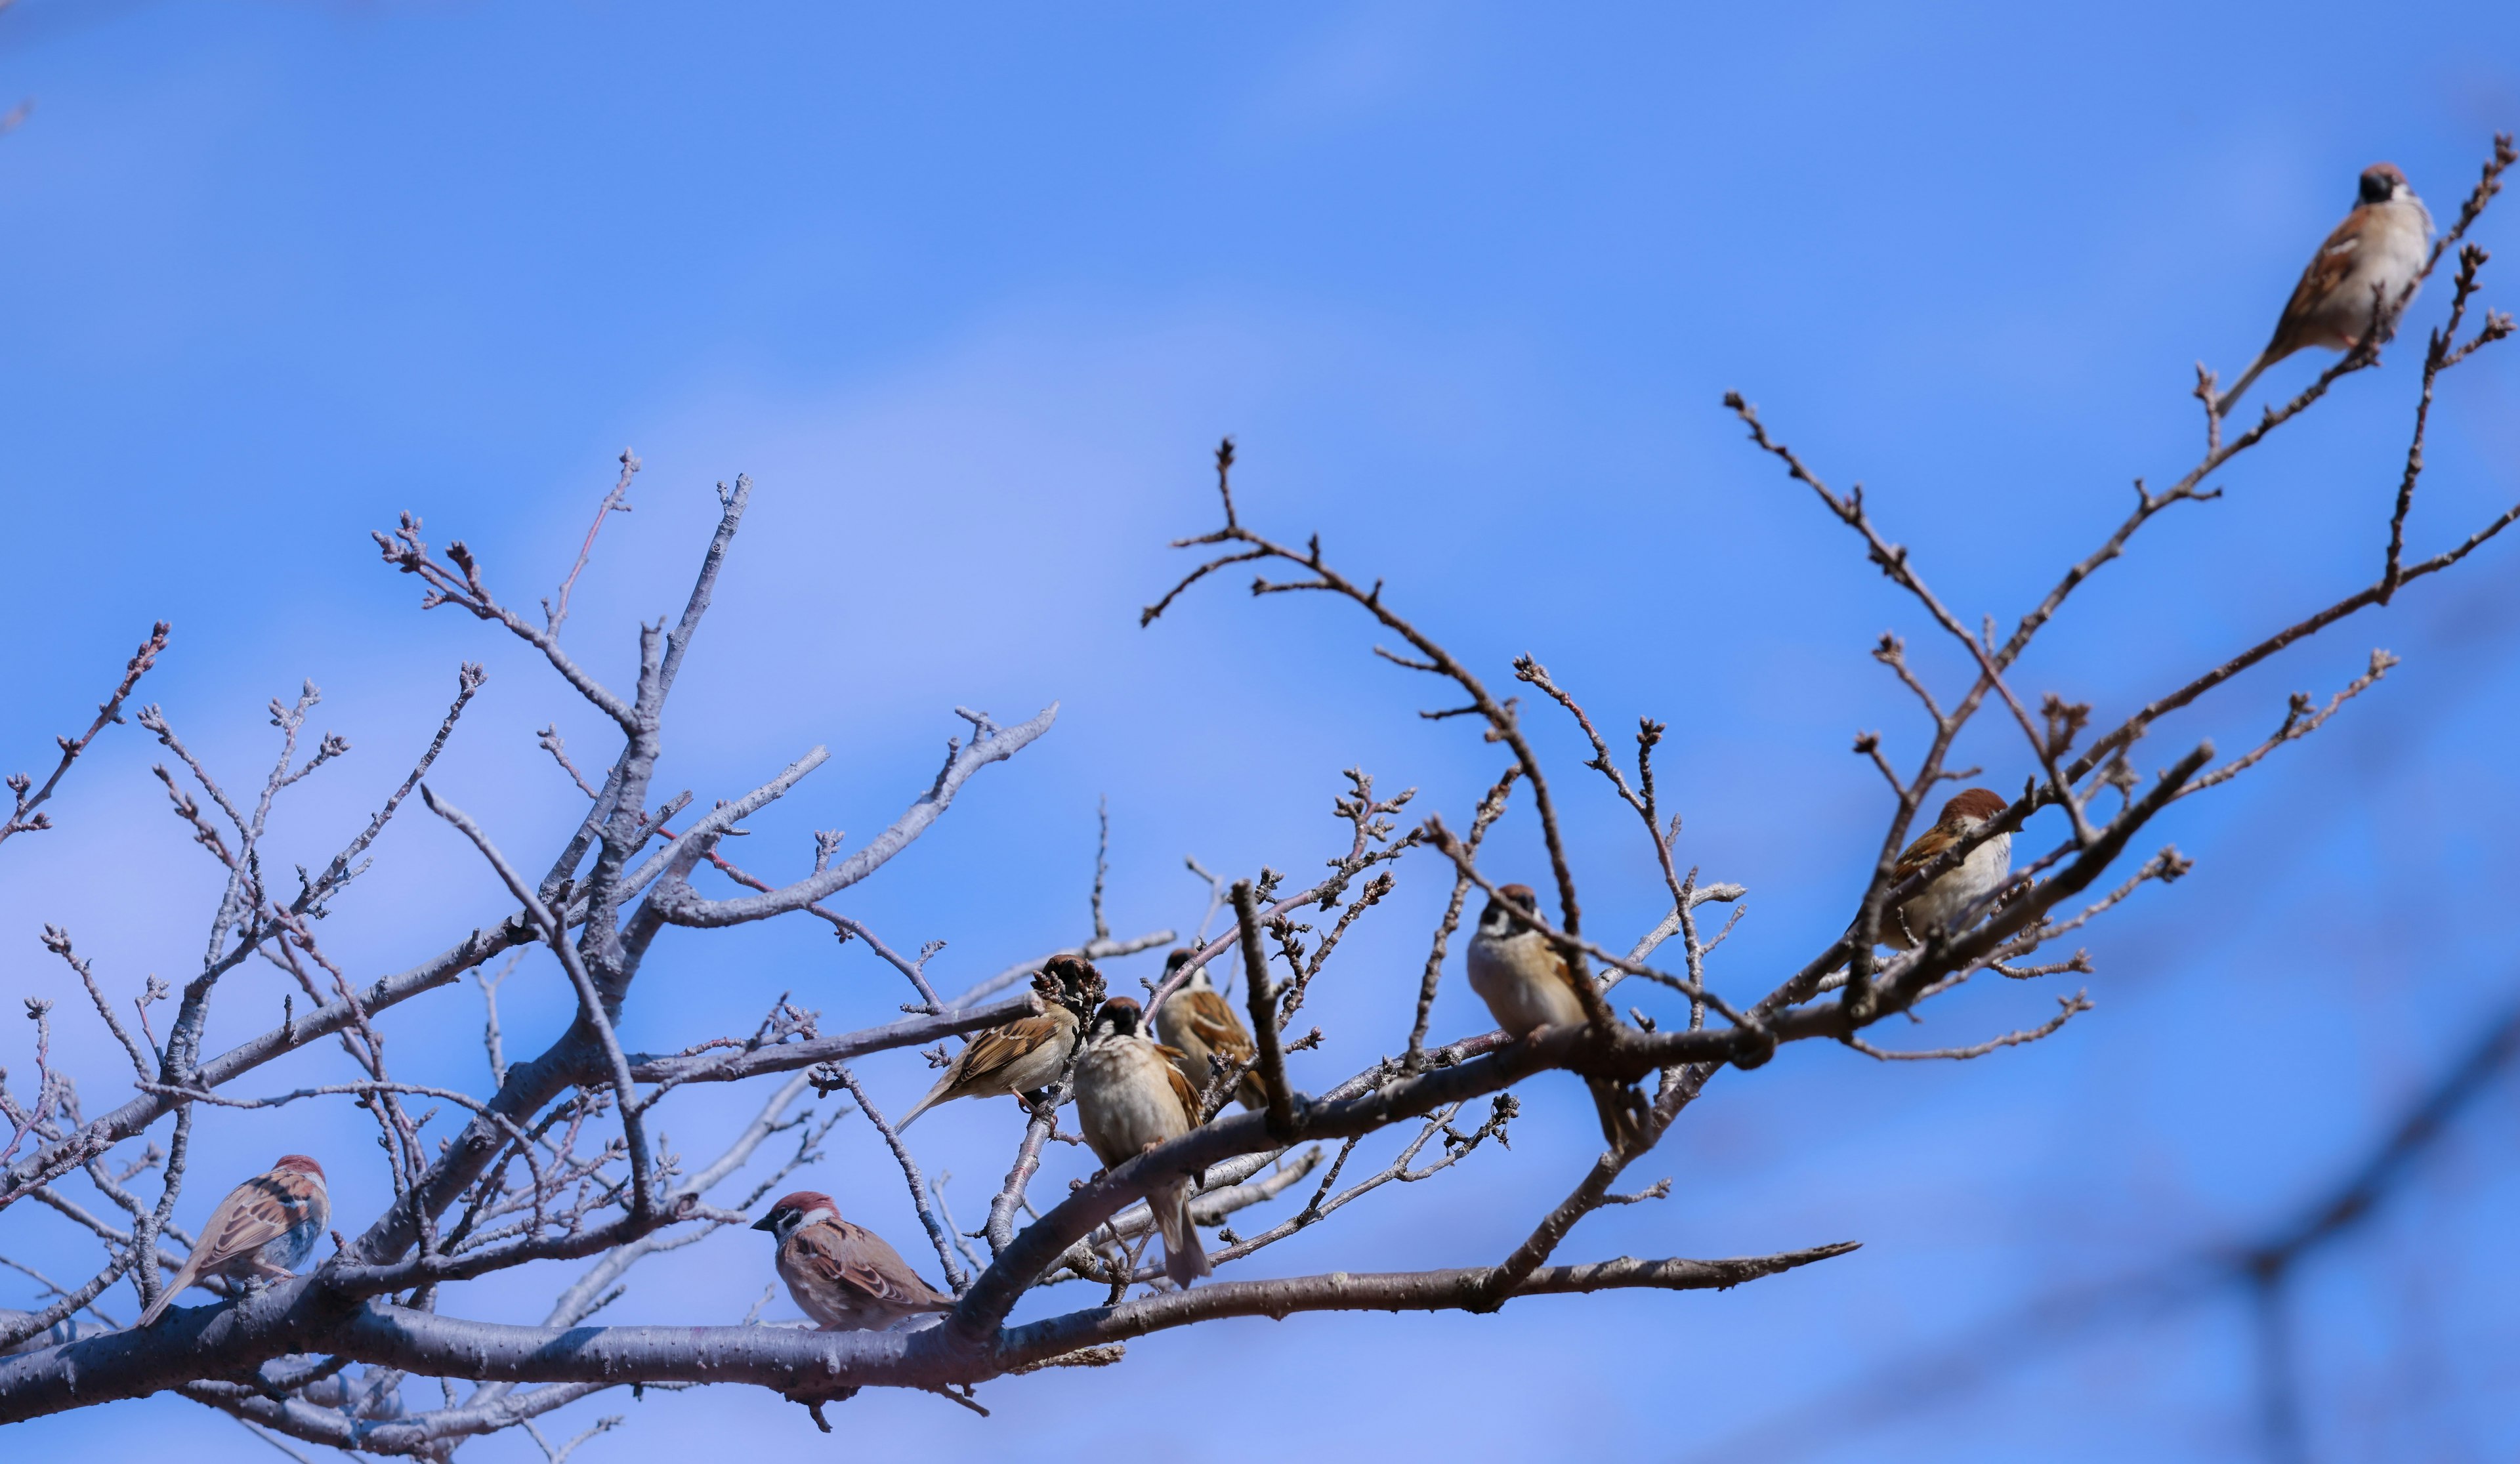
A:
[1074,997,1211,1287]
[1150,950,1265,1114]
[1464,885,1646,1150]
[135,1154,329,1327]
[898,956,1104,1129]
[2218,163,2434,414]
[1861,787,2013,950]
[752,1190,954,1331]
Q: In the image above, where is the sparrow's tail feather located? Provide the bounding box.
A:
[1587,1076,1650,1153]
[894,1081,951,1131]
[135,1261,195,1328]
[1156,1183,1212,1287]
[2215,352,2273,417]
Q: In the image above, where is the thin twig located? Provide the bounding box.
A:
[1,622,169,847]
[1845,992,2093,1061]
[1233,881,1299,1139]
[822,1066,967,1293]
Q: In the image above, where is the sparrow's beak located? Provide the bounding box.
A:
[750,1213,779,1232]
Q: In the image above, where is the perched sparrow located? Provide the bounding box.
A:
[1073,997,1211,1287]
[898,956,1104,1129]
[1862,787,2013,950]
[753,1190,954,1331]
[1150,950,1265,1113]
[2218,163,2434,414]
[135,1154,328,1327]
[1465,885,1645,1150]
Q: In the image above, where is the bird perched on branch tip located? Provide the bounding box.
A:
[2217,162,2433,415]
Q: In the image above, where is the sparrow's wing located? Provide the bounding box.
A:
[136,1170,318,1324]
[1889,822,1954,883]
[1154,1044,1206,1125]
[1542,943,1593,1007]
[2269,205,2375,350]
[190,1174,305,1272]
[950,1012,1069,1089]
[795,1222,952,1310]
[1175,990,1256,1062]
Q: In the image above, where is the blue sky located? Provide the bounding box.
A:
[3,3,2519,1461]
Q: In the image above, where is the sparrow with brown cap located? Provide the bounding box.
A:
[1860,787,2013,950]
[1074,996,1211,1287]
[898,956,1104,1129]
[1150,950,1265,1113]
[753,1190,955,1331]
[1463,886,1647,1150]
[135,1154,329,1327]
[2218,162,2433,414]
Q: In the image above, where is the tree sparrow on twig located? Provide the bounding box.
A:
[135,1154,328,1327]
[1862,787,2013,950]
[1074,996,1211,1287]
[1150,950,1265,1112]
[2217,162,2434,414]
[752,1190,954,1331]
[898,956,1104,1129]
[1465,885,1647,1150]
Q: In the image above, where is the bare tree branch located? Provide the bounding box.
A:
[2,621,169,848]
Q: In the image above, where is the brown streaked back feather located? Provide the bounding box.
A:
[1156,982,1267,1112]
[1152,1043,1204,1127]
[1891,838,1937,883]
[196,1180,297,1265]
[791,1219,952,1312]
[950,1010,1069,1086]
[1544,942,1587,1005]
[2266,206,2372,357]
[897,1004,1076,1127]
[1171,988,1255,1061]
[136,1168,321,1326]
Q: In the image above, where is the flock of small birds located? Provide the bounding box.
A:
[134,158,2435,1335]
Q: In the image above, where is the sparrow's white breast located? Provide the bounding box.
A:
[2315,198,2433,343]
[1077,1037,1192,1163]
[1465,929,1586,1037]
[1902,828,2011,936]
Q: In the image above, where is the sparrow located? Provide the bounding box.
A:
[1073,997,1211,1287]
[1464,886,1645,1150]
[752,1190,955,1331]
[1862,787,2013,950]
[897,956,1104,1129]
[2217,162,2434,414]
[135,1154,328,1327]
[1150,950,1265,1113]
